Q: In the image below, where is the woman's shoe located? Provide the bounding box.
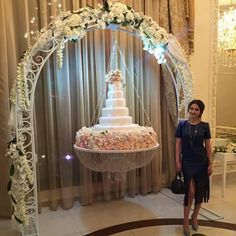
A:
[183,229,190,236]
[183,226,190,236]
[191,214,199,231]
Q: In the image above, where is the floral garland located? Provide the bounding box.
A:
[76,126,157,150]
[5,137,34,225]
[10,0,169,110]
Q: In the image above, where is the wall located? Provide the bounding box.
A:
[217,65,236,127]
[190,0,215,122]
[216,1,236,127]
[191,0,236,128]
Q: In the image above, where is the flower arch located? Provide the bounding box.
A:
[7,1,193,234]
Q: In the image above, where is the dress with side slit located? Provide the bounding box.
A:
[175,120,211,206]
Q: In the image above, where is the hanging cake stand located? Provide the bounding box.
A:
[74,144,159,181]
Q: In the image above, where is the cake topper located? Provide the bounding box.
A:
[105,69,123,84]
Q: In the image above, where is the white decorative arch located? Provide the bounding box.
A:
[7,1,193,235]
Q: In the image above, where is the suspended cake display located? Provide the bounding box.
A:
[75,69,158,150]
[74,69,159,175]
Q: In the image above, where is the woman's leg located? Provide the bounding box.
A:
[192,203,201,225]
[183,179,195,231]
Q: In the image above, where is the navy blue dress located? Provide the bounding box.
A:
[175,120,211,205]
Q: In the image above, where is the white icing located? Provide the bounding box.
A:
[106,98,125,108]
[96,80,134,130]
[99,116,132,125]
[93,124,139,131]
[108,91,123,99]
[102,107,129,116]
[108,81,123,91]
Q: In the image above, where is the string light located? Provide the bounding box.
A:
[24,0,62,45]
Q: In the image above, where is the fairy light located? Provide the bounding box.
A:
[24,0,62,44]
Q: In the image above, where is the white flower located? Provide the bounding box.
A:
[97,20,106,29]
[66,14,83,27]
[6,139,34,225]
[126,12,134,21]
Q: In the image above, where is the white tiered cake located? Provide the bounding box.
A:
[94,75,138,131]
[75,70,158,150]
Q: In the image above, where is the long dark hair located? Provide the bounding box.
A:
[188,99,205,118]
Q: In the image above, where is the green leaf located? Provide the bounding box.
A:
[11,194,17,204]
[17,147,24,156]
[14,215,23,224]
[127,6,132,10]
[11,137,17,144]
[11,206,14,215]
[72,39,78,43]
[10,164,15,176]
[7,179,12,192]
[104,1,109,11]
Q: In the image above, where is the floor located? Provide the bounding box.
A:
[1,174,236,236]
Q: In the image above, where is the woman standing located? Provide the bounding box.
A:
[175,99,213,236]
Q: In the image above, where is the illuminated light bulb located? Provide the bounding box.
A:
[24,33,29,38]
[58,3,62,8]
[65,154,73,160]
[218,6,236,67]
[30,30,34,35]
[41,155,46,159]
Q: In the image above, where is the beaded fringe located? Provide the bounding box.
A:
[184,175,210,206]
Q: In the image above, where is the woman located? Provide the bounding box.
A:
[175,99,213,236]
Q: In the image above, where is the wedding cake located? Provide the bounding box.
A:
[75,69,158,151]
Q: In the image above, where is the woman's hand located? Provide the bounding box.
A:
[208,163,213,176]
[175,138,182,173]
[175,160,182,173]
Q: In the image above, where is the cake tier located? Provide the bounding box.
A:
[106,98,126,108]
[102,107,129,117]
[75,126,158,150]
[94,124,139,131]
[108,90,123,99]
[108,81,123,91]
[99,116,132,125]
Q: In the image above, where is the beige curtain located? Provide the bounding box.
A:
[0,0,18,217]
[0,0,193,216]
